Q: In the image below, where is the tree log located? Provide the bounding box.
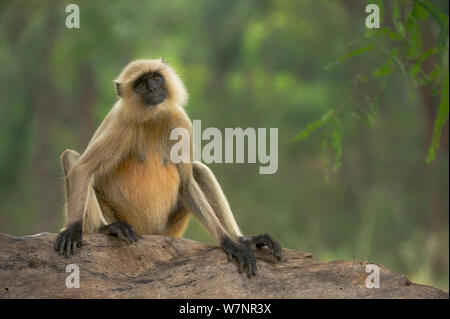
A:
[0,232,447,299]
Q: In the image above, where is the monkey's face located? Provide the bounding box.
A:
[133,71,168,106]
[114,59,188,121]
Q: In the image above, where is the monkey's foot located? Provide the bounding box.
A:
[239,233,283,260]
[99,220,138,243]
[55,221,84,258]
[221,236,257,278]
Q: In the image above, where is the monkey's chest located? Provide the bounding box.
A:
[95,151,180,235]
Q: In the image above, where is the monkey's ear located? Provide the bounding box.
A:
[113,80,121,97]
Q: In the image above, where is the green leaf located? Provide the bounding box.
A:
[364,112,375,127]
[321,126,332,184]
[339,44,375,62]
[417,0,449,50]
[292,118,323,142]
[426,68,449,163]
[292,110,335,142]
[415,1,428,21]
[409,48,437,77]
[378,27,403,41]
[331,118,343,172]
[320,110,335,123]
[323,45,375,70]
[406,16,422,60]
[373,58,394,77]
[392,1,405,35]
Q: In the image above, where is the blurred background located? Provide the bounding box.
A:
[0,0,448,290]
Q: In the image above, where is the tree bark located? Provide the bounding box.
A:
[0,232,447,299]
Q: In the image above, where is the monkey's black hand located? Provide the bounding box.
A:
[239,233,283,260]
[99,220,138,243]
[55,221,84,258]
[221,236,257,278]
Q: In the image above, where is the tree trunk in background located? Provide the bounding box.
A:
[419,23,449,278]
[77,64,96,147]
[33,7,61,233]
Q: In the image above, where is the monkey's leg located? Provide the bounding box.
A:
[55,149,108,257]
[61,149,108,233]
[193,161,282,260]
[164,204,192,237]
[56,149,84,257]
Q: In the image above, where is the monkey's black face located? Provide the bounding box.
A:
[133,72,167,106]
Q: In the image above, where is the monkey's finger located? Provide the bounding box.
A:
[121,226,133,243]
[273,244,283,260]
[127,225,138,242]
[248,253,257,277]
[128,227,138,243]
[266,241,275,255]
[65,239,72,258]
[54,237,60,251]
[115,229,128,242]
[247,237,257,251]
[71,241,79,254]
[239,259,244,273]
[246,260,253,278]
[227,251,232,262]
[125,228,137,243]
[265,237,282,260]
[237,253,248,274]
[234,252,244,273]
[252,257,257,276]
[54,236,60,251]
[58,236,67,257]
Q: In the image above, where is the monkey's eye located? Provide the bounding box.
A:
[134,82,146,94]
[153,74,161,81]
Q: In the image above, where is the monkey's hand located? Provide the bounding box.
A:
[99,220,138,243]
[239,233,283,260]
[55,221,84,258]
[221,236,257,278]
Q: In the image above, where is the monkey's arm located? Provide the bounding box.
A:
[55,120,132,257]
[193,162,282,260]
[178,163,257,277]
[85,108,116,149]
[192,162,243,240]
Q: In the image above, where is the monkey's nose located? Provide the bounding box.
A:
[147,83,157,93]
[148,80,158,90]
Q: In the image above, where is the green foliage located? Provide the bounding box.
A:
[373,49,398,77]
[292,110,335,142]
[296,0,449,169]
[324,44,375,70]
[427,67,449,163]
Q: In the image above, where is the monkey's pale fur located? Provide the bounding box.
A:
[61,58,243,242]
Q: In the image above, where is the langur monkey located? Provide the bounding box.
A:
[55,59,282,277]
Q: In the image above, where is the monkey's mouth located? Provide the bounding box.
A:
[143,93,165,106]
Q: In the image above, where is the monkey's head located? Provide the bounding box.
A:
[114,59,188,117]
